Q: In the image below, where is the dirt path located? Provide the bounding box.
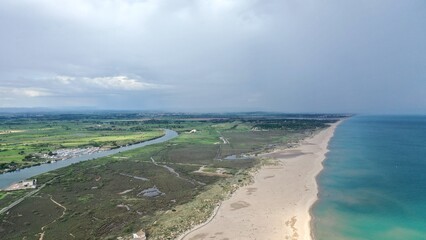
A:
[0,177,59,215]
[215,131,230,160]
[49,196,67,218]
[177,202,222,240]
[181,122,340,240]
[38,195,67,240]
[151,157,205,185]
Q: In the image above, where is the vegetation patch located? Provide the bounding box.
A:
[0,112,342,239]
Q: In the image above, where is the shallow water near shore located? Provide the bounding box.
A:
[313,115,426,239]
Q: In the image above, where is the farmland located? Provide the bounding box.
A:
[0,112,342,239]
[0,113,166,173]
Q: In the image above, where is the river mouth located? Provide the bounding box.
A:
[0,129,178,189]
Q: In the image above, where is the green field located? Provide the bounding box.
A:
[0,112,341,239]
[0,114,166,172]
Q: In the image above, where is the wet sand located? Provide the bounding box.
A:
[181,122,339,240]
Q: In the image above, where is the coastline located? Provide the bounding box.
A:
[181,122,340,240]
[308,121,341,240]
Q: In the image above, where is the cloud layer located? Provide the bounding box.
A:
[1,0,425,113]
[55,75,169,91]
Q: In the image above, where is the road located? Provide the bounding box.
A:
[0,177,57,215]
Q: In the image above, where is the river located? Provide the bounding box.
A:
[0,129,178,189]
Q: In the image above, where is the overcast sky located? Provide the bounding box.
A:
[1,0,425,113]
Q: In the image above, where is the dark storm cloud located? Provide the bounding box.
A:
[0,0,425,113]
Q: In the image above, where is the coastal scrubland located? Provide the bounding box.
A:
[0,112,341,239]
[0,113,166,173]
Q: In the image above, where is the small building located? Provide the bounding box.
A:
[22,179,37,188]
[132,230,146,240]
[4,179,37,191]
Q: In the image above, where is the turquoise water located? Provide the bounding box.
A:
[313,116,426,240]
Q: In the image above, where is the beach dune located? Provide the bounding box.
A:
[180,122,339,240]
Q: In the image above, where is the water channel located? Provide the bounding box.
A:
[0,129,178,189]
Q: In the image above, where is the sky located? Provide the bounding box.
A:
[0,0,425,113]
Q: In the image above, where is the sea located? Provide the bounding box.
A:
[313,115,426,240]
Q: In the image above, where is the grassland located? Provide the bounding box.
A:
[0,112,341,239]
[0,114,166,172]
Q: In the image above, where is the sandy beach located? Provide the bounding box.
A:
[181,122,340,240]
